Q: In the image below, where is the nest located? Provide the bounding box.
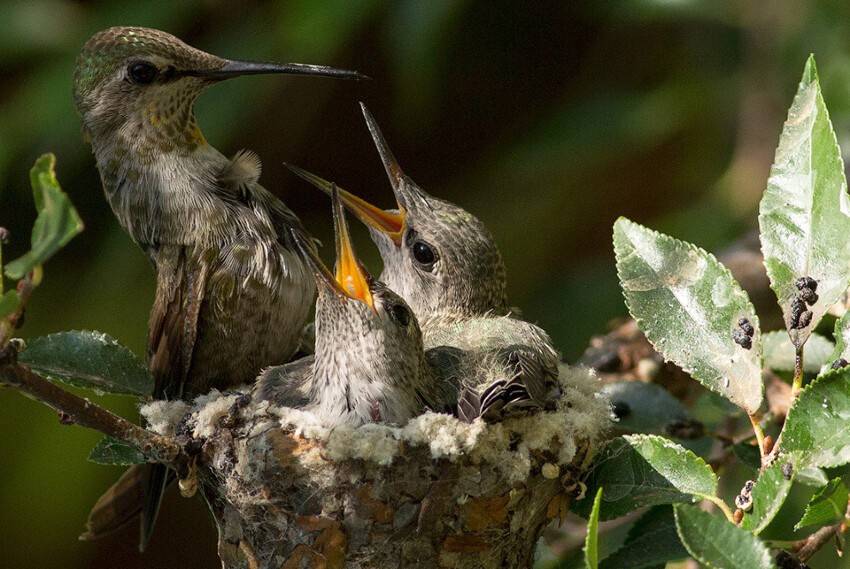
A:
[142,365,611,569]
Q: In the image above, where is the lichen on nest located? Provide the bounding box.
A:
[141,364,611,485]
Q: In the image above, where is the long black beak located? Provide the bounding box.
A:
[193,59,368,81]
[360,103,431,215]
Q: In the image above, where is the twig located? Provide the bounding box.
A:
[791,345,804,398]
[795,501,850,562]
[0,347,187,472]
[749,414,766,464]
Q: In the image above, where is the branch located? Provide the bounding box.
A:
[0,345,187,473]
[795,501,850,562]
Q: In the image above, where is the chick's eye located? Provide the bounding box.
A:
[128,62,158,85]
[411,240,437,269]
[389,303,411,327]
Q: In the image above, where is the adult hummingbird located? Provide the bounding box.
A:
[255,185,453,426]
[286,104,561,421]
[72,26,363,549]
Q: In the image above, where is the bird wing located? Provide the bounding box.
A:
[141,244,209,550]
[147,244,209,400]
[476,345,561,421]
[253,355,314,407]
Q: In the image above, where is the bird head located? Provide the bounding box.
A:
[287,103,509,320]
[291,185,425,382]
[72,27,364,152]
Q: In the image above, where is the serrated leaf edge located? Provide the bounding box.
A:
[613,217,763,413]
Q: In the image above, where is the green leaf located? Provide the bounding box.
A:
[758,56,850,348]
[603,381,697,437]
[18,331,153,397]
[599,506,688,569]
[573,434,717,520]
[796,466,830,487]
[795,478,849,530]
[585,487,603,569]
[782,367,850,468]
[0,290,19,318]
[729,441,762,469]
[823,310,850,373]
[4,153,84,279]
[740,455,796,534]
[762,331,833,373]
[613,217,763,414]
[88,435,145,466]
[674,504,773,569]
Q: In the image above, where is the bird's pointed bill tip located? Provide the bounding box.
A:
[332,186,374,310]
[197,60,365,81]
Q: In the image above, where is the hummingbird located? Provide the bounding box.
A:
[255,185,453,426]
[286,104,561,421]
[72,26,364,549]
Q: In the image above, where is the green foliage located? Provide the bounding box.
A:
[782,367,850,468]
[599,507,687,569]
[584,488,603,569]
[824,310,850,372]
[762,331,833,373]
[739,456,796,534]
[795,466,830,488]
[18,330,153,397]
[795,478,849,530]
[603,381,696,436]
[674,504,773,569]
[759,56,850,348]
[614,217,763,414]
[0,290,19,318]
[4,154,83,280]
[604,56,850,568]
[573,435,717,521]
[88,435,145,466]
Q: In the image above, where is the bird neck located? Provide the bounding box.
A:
[89,122,232,248]
[310,338,436,427]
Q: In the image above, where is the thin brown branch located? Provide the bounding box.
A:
[795,501,850,562]
[0,347,187,472]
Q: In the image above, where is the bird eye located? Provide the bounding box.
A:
[128,61,159,85]
[411,240,437,270]
[388,303,411,327]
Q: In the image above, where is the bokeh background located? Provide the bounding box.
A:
[2,1,850,567]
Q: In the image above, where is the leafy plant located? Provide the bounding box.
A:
[0,154,152,458]
[574,55,850,568]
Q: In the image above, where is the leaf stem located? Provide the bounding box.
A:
[748,414,766,463]
[705,495,736,523]
[791,345,804,397]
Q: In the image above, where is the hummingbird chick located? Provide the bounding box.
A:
[287,104,562,422]
[73,26,363,549]
[255,186,454,426]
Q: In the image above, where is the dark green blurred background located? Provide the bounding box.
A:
[2,1,849,567]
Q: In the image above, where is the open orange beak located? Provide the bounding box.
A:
[331,184,375,311]
[285,163,406,246]
[285,103,432,250]
[290,185,374,311]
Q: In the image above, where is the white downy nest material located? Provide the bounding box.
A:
[141,364,612,486]
[141,364,611,567]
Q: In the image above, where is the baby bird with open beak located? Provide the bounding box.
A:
[286,104,562,421]
[255,186,454,426]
